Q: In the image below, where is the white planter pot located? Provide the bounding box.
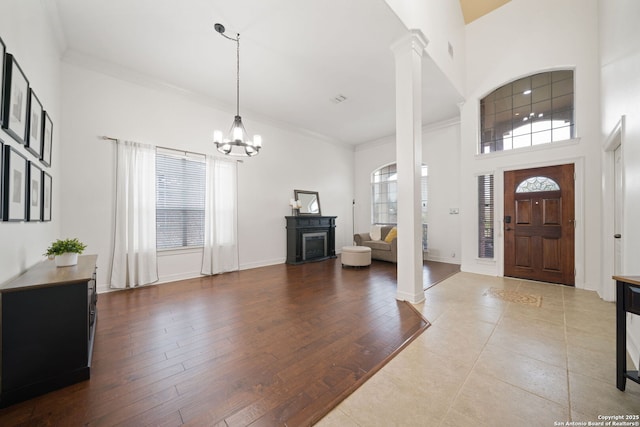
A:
[55,252,78,267]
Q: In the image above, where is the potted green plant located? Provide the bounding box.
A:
[45,238,87,267]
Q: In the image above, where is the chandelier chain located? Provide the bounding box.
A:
[236,33,240,117]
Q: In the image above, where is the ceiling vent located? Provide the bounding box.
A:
[331,94,347,104]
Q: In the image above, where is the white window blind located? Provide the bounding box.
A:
[478,174,494,258]
[156,149,206,250]
[421,167,428,250]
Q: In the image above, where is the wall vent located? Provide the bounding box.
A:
[331,94,347,104]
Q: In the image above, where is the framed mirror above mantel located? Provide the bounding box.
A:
[294,190,321,215]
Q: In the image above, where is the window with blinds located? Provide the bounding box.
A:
[421,168,428,251]
[478,174,494,258]
[156,149,206,250]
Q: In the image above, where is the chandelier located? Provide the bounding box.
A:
[213,23,262,157]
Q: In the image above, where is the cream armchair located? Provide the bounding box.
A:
[353,225,397,263]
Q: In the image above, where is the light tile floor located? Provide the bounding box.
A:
[316,272,640,426]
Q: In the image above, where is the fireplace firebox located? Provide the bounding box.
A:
[302,232,327,261]
[285,216,336,264]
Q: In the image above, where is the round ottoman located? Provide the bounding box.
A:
[341,246,372,267]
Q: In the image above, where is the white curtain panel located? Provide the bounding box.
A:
[201,156,239,275]
[110,140,159,289]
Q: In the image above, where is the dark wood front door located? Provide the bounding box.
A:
[504,164,575,285]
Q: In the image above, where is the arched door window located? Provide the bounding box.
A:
[515,176,560,193]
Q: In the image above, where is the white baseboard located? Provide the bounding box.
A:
[96,260,289,294]
[97,283,112,294]
[157,271,203,284]
[425,255,461,265]
[239,258,286,270]
[97,270,203,294]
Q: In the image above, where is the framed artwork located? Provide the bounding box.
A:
[27,161,42,222]
[41,111,52,166]
[26,89,43,158]
[2,144,27,221]
[1,54,29,145]
[42,170,52,221]
[0,37,6,127]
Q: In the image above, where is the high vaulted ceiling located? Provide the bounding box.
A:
[51,0,464,145]
[459,0,511,24]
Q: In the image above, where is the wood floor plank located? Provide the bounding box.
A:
[0,259,453,426]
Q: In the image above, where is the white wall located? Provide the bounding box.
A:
[459,0,601,290]
[599,0,640,367]
[384,0,466,96]
[354,120,461,264]
[60,61,354,290]
[0,0,62,284]
[354,136,395,233]
[423,121,461,263]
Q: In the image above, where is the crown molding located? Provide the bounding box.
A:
[61,49,349,149]
[354,115,460,152]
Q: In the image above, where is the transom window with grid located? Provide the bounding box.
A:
[480,70,574,154]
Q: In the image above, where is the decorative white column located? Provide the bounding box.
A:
[391,31,428,304]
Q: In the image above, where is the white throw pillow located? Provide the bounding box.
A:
[370,225,382,241]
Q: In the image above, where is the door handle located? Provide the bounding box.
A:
[504,215,512,231]
[614,234,622,239]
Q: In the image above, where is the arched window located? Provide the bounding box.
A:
[480,70,574,154]
[515,176,560,193]
[371,164,428,248]
[372,164,398,224]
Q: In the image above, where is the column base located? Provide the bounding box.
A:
[396,290,425,304]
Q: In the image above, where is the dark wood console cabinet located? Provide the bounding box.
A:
[615,275,640,391]
[286,216,337,264]
[0,255,98,407]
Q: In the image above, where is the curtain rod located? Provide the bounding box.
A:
[99,135,243,162]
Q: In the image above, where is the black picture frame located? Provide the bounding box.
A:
[1,54,29,145]
[42,170,51,222]
[27,161,42,222]
[26,89,43,158]
[0,37,6,128]
[41,111,52,166]
[2,144,27,221]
